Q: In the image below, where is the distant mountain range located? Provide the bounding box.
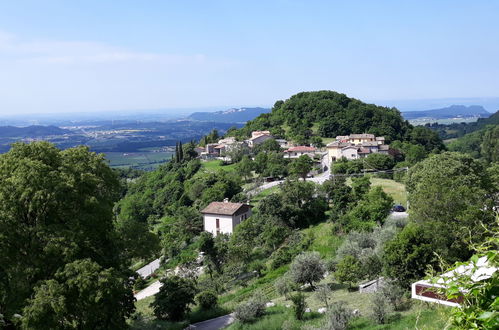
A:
[402,105,491,120]
[187,107,270,123]
[0,125,70,138]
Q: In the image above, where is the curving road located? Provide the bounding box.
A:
[134,280,162,301]
[186,313,234,330]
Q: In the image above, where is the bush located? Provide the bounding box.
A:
[371,292,390,324]
[323,301,353,330]
[335,255,362,289]
[291,293,306,320]
[196,291,218,310]
[314,284,332,308]
[380,282,408,311]
[274,276,294,299]
[234,296,266,323]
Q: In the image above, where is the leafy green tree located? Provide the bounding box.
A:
[481,125,499,163]
[335,255,363,289]
[383,223,435,288]
[152,276,197,321]
[407,152,496,263]
[22,259,135,330]
[253,138,281,154]
[263,180,327,228]
[321,176,352,209]
[344,186,393,231]
[289,252,325,289]
[253,152,268,175]
[236,155,253,181]
[408,126,446,152]
[115,217,160,260]
[390,141,427,164]
[196,291,218,310]
[364,153,394,170]
[351,176,371,199]
[0,142,126,323]
[289,154,313,180]
[311,136,325,148]
[199,232,227,277]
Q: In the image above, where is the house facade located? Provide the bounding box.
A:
[326,134,390,165]
[201,199,252,236]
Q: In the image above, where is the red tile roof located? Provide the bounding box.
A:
[201,201,251,216]
[285,146,316,152]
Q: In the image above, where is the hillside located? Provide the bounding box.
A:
[402,105,490,120]
[188,107,270,123]
[230,91,413,143]
[426,110,499,139]
[0,125,70,138]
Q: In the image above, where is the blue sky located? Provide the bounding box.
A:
[0,0,498,115]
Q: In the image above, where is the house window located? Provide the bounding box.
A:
[216,218,220,235]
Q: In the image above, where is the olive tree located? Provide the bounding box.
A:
[289,252,325,289]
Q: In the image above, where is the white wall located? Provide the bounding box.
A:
[203,209,252,236]
[204,214,233,236]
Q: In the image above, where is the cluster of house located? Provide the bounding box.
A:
[325,134,391,165]
[196,131,290,161]
[195,131,392,172]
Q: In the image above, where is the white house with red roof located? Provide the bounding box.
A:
[201,199,252,236]
[284,146,317,159]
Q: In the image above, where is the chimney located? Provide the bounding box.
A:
[223,198,229,203]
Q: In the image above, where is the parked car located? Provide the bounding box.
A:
[392,204,406,212]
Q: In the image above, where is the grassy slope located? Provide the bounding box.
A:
[132,178,426,329]
[369,178,407,206]
[201,160,237,172]
[227,304,450,330]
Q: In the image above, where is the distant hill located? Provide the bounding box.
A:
[402,105,490,120]
[0,125,71,138]
[187,107,270,123]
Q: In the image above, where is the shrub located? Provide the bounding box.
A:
[371,292,390,324]
[380,282,408,311]
[291,293,306,320]
[274,275,294,299]
[335,255,362,289]
[234,296,266,323]
[196,291,218,310]
[323,301,353,330]
[314,284,332,308]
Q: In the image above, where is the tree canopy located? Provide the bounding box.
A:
[0,142,132,326]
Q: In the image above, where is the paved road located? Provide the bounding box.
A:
[136,258,161,278]
[135,280,162,301]
[187,313,234,330]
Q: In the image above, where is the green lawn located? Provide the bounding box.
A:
[346,177,407,207]
[369,178,407,206]
[303,222,343,258]
[201,160,238,172]
[250,185,280,208]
